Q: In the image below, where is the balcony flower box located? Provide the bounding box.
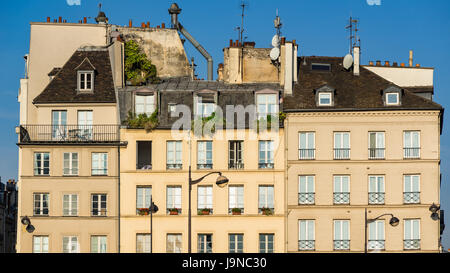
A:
[261,207,273,216]
[198,208,212,215]
[231,208,242,215]
[137,208,150,216]
[169,208,180,215]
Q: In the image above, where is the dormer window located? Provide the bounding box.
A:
[78,71,94,92]
[315,85,335,107]
[383,86,402,106]
[194,91,217,119]
[312,63,331,72]
[318,92,332,106]
[386,93,399,105]
[135,92,156,116]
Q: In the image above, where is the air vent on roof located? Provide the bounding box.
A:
[311,63,331,71]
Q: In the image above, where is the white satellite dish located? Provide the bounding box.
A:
[270,47,280,61]
[343,54,354,70]
[271,34,280,47]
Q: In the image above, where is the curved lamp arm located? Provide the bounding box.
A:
[367,213,394,223]
[190,172,222,185]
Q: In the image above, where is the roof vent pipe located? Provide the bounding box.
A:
[169,3,213,81]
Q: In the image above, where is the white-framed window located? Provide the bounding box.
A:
[34,152,50,176]
[63,236,79,253]
[259,234,274,253]
[258,185,274,213]
[135,94,155,116]
[334,132,350,159]
[167,234,182,253]
[256,93,278,119]
[369,176,385,204]
[198,234,213,253]
[63,194,78,216]
[194,94,216,118]
[298,176,315,205]
[77,110,93,140]
[298,220,315,251]
[197,141,213,169]
[318,92,332,106]
[136,234,151,253]
[167,141,182,169]
[33,236,49,253]
[91,236,107,253]
[63,153,78,176]
[404,131,420,158]
[197,186,213,210]
[368,132,385,159]
[229,234,243,253]
[52,110,67,140]
[334,220,350,250]
[404,175,420,204]
[91,194,107,216]
[78,71,94,92]
[92,153,108,175]
[368,220,385,251]
[228,185,244,214]
[166,186,182,214]
[404,219,421,250]
[334,176,350,204]
[258,140,274,169]
[299,132,315,160]
[229,141,244,169]
[33,193,49,216]
[136,187,152,210]
[386,92,399,105]
[168,103,178,118]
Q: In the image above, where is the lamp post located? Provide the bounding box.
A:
[188,166,229,253]
[364,208,399,253]
[149,195,158,253]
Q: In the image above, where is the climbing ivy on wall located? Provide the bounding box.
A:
[124,40,159,85]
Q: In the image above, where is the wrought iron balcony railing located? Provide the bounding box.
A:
[229,161,244,170]
[334,148,350,160]
[197,163,213,170]
[368,192,385,205]
[258,162,274,169]
[166,164,183,170]
[334,240,350,251]
[404,148,420,159]
[368,240,385,251]
[404,239,421,250]
[18,125,120,144]
[298,193,315,205]
[333,192,350,205]
[403,192,420,204]
[368,148,385,160]
[136,163,152,170]
[299,149,316,160]
[298,240,315,251]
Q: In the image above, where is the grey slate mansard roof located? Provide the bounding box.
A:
[284,56,443,112]
[33,47,116,104]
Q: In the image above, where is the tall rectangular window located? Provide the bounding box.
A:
[404,219,420,250]
[334,132,350,160]
[198,234,213,253]
[256,94,278,119]
[229,234,243,253]
[33,193,49,216]
[33,236,49,253]
[334,220,350,250]
[404,131,420,159]
[369,132,385,159]
[91,194,107,216]
[298,220,315,251]
[34,152,50,176]
[259,234,274,253]
[333,176,350,205]
[258,141,274,169]
[368,176,385,204]
[229,141,244,169]
[136,187,152,215]
[137,141,152,170]
[167,141,182,170]
[78,71,94,91]
[197,141,213,169]
[299,132,315,160]
[136,234,151,253]
[298,176,315,205]
[135,94,155,116]
[52,110,67,140]
[194,93,216,119]
[368,220,385,251]
[229,186,244,214]
[63,153,78,176]
[92,153,108,175]
[77,110,93,140]
[404,175,420,204]
[167,186,182,214]
[63,194,78,216]
[197,186,213,214]
[63,236,79,253]
[258,185,274,214]
[91,236,107,253]
[167,234,182,253]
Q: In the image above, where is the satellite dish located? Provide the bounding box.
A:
[271,34,280,47]
[270,47,280,61]
[343,54,354,70]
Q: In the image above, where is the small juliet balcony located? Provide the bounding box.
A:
[17,125,121,144]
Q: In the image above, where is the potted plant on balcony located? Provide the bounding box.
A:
[198,208,212,215]
[261,207,273,216]
[169,208,180,215]
[231,208,242,215]
[137,208,150,216]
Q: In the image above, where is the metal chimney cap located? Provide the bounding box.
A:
[169,3,181,14]
[95,11,108,23]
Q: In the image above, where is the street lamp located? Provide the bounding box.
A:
[20,216,35,234]
[149,196,158,253]
[188,166,229,253]
[429,203,440,221]
[364,208,399,253]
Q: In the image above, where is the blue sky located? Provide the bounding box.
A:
[0,0,449,250]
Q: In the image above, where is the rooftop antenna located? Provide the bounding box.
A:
[236,1,248,45]
[346,16,360,54]
[270,9,282,64]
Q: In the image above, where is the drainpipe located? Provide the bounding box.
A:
[117,144,121,253]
